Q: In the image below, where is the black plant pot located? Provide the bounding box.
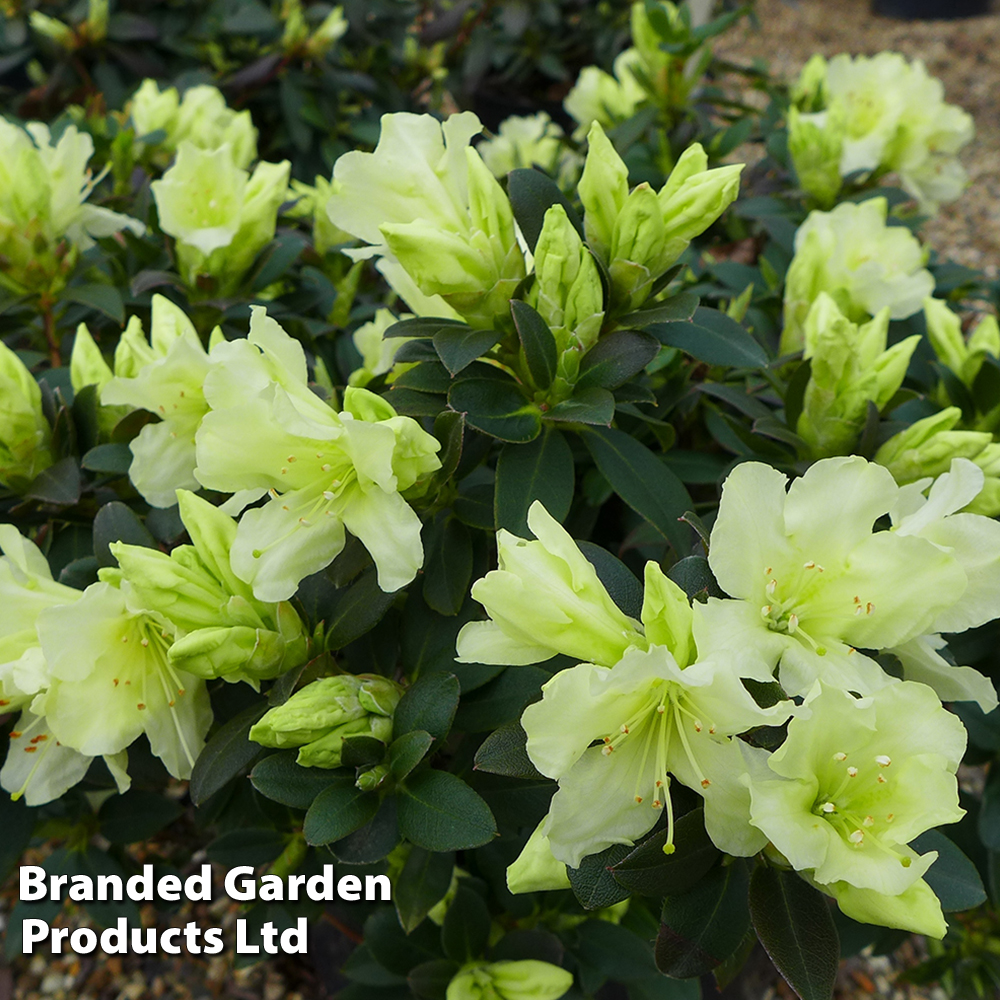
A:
[872,0,991,19]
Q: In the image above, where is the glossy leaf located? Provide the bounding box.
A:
[494,428,574,535]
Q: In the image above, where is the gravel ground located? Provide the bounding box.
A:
[716,0,1000,275]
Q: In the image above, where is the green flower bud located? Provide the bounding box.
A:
[798,293,919,457]
[296,712,394,769]
[792,53,829,111]
[578,121,630,262]
[251,676,368,748]
[0,342,53,493]
[306,6,348,59]
[286,175,350,256]
[874,407,1000,514]
[357,675,404,717]
[29,11,74,47]
[478,113,569,181]
[527,205,604,367]
[168,625,287,681]
[506,821,570,894]
[69,323,114,393]
[356,762,390,792]
[564,49,645,138]
[447,961,573,1000]
[924,296,1000,388]
[788,105,845,208]
[86,0,108,42]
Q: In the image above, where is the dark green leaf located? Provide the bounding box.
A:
[365,908,442,976]
[62,284,124,324]
[433,328,501,376]
[385,317,471,339]
[442,884,491,961]
[474,721,544,780]
[93,500,156,568]
[454,666,549,732]
[81,443,132,475]
[190,703,268,805]
[0,795,36,882]
[251,232,307,290]
[619,292,700,328]
[611,808,719,896]
[574,920,657,981]
[343,944,408,986]
[99,791,182,843]
[952,702,1000,751]
[395,848,456,933]
[325,569,397,648]
[648,308,768,368]
[394,673,460,743]
[250,751,342,809]
[577,541,644,619]
[655,859,751,978]
[332,797,401,865]
[568,844,632,909]
[749,865,838,1000]
[454,482,495,530]
[912,830,987,911]
[303,778,378,845]
[206,828,287,867]
[394,362,453,395]
[546,387,616,425]
[668,556,724,601]
[581,427,693,552]
[341,735,388,768]
[389,730,435,781]
[507,168,585,252]
[423,517,473,616]
[26,458,81,506]
[578,330,660,390]
[398,771,497,851]
[449,378,542,443]
[494,429,574,536]
[980,767,1000,851]
[511,300,557,389]
[408,960,461,1000]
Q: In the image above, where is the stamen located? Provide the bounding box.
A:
[863,816,874,827]
[877,774,886,784]
[833,752,847,761]
[847,766,858,777]
[875,755,891,767]
[820,802,836,813]
[848,830,864,845]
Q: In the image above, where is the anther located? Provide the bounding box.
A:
[875,755,891,767]
[656,705,666,714]
[140,638,149,647]
[866,603,874,615]
[803,561,815,569]
[10,731,22,739]
[849,830,864,844]
[287,456,297,462]
[847,766,858,777]
[833,752,847,761]
[700,778,711,788]
[635,796,643,804]
[766,579,777,596]
[601,746,613,756]
[323,491,336,500]
[137,703,146,711]
[820,802,836,814]
[863,816,874,827]
[620,725,630,734]
[321,464,331,472]
[24,746,36,753]
[877,774,886,784]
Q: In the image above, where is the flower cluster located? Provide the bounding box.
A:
[464,455,1000,937]
[789,52,975,212]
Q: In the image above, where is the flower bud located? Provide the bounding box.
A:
[69,324,114,392]
[924,296,1000,388]
[457,501,644,667]
[356,762,390,792]
[447,961,573,1000]
[29,11,75,47]
[527,205,604,363]
[788,105,844,208]
[0,342,53,493]
[564,49,645,138]
[250,676,368,748]
[306,6,348,59]
[506,821,570,894]
[797,293,919,457]
[296,713,394,769]
[578,121,630,261]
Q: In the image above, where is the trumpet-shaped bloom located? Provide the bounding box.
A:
[103,491,309,685]
[781,198,934,355]
[100,295,219,507]
[700,456,1000,698]
[579,123,742,312]
[0,120,144,295]
[506,821,572,894]
[0,341,53,492]
[523,645,787,867]
[285,175,351,255]
[743,681,964,937]
[130,80,257,169]
[327,112,525,327]
[446,960,573,1000]
[36,581,212,780]
[456,501,644,668]
[478,112,577,186]
[152,143,290,295]
[2,707,130,807]
[194,308,441,600]
[797,293,919,457]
